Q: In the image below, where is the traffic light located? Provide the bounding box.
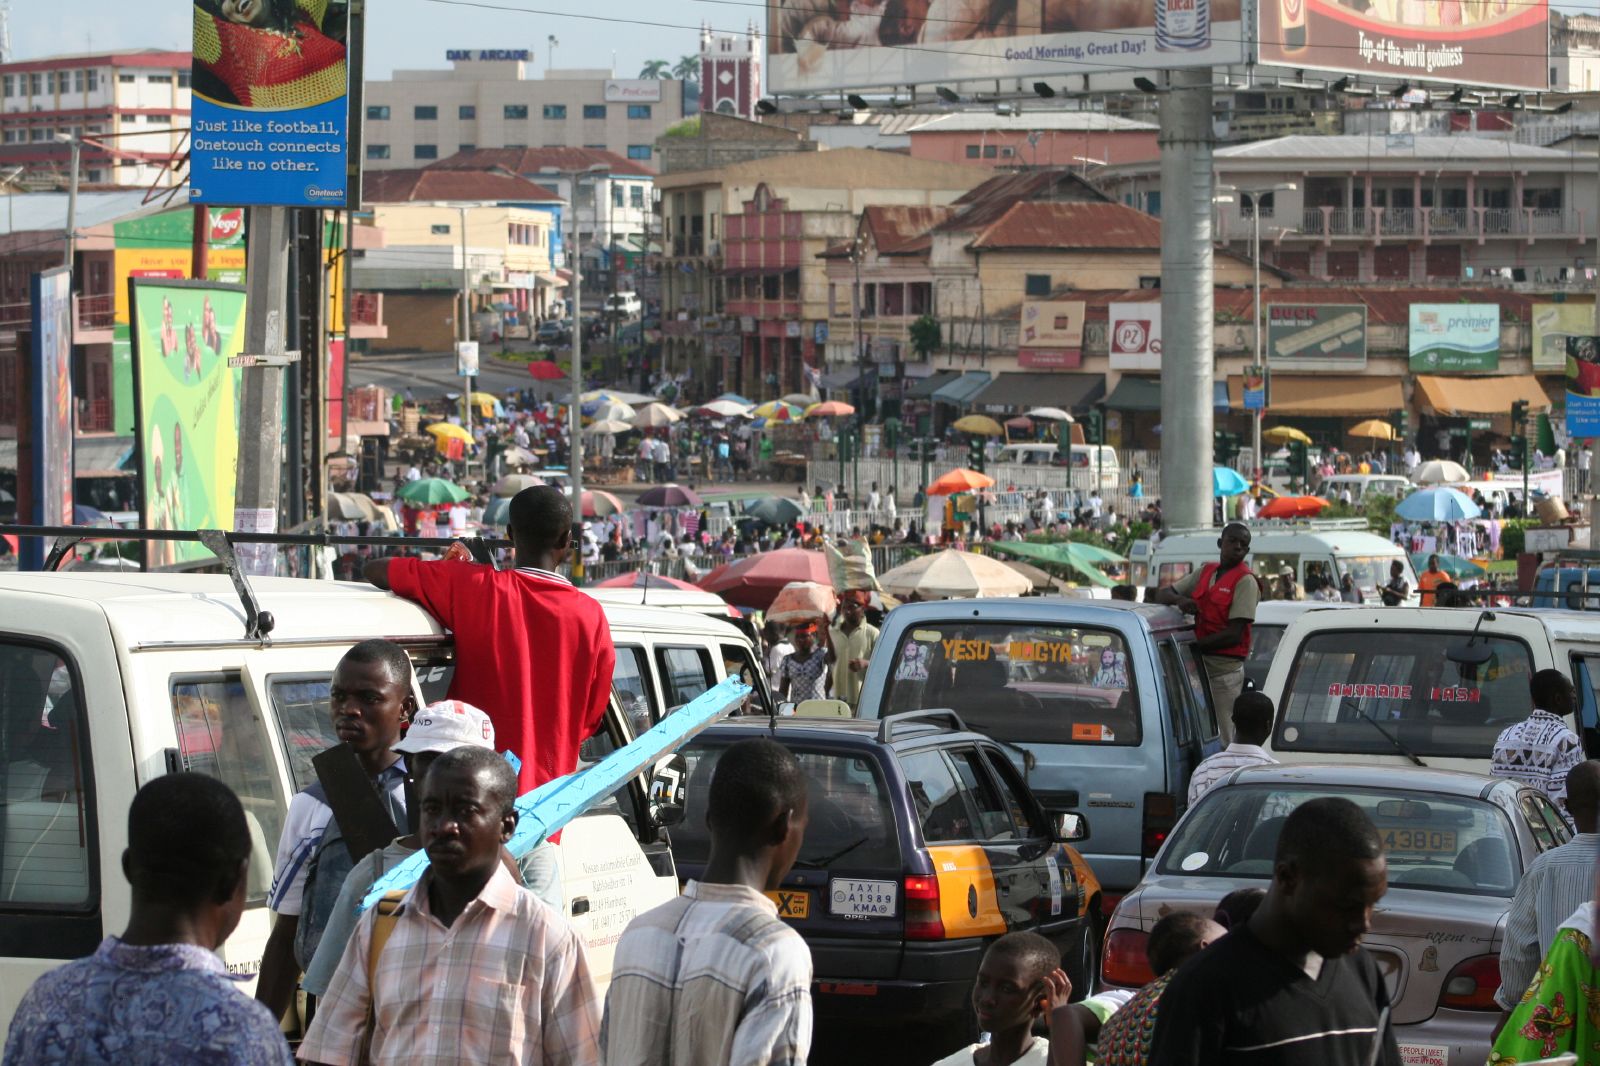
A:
[1511,400,1528,430]
[1084,409,1105,445]
[1509,433,1528,471]
[968,435,985,471]
[1397,407,1409,441]
[884,417,901,452]
[1213,430,1241,466]
[1287,439,1309,482]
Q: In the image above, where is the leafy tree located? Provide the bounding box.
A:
[909,314,941,360]
[672,55,700,82]
[639,59,670,79]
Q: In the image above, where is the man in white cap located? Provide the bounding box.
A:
[299,700,498,1000]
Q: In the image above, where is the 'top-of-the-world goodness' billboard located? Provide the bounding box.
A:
[1259,0,1546,89]
[767,0,1246,92]
[189,0,352,207]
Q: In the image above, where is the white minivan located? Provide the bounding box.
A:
[0,570,769,1029]
[1146,519,1418,605]
[998,442,1121,489]
[604,291,642,318]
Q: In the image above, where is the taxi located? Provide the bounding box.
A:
[669,711,1101,1060]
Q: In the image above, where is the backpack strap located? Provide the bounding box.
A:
[359,890,407,1062]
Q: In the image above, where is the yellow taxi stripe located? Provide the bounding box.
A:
[926,844,1008,938]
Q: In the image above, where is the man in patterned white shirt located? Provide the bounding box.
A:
[1187,692,1278,807]
[1491,670,1586,819]
[1496,760,1600,1019]
[601,737,813,1066]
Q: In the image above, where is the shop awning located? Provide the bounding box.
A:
[1104,376,1161,412]
[932,371,993,407]
[1413,374,1551,417]
[820,366,862,390]
[969,372,1105,410]
[74,436,137,477]
[1227,374,1403,416]
[907,370,960,399]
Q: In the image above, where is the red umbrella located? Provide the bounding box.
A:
[527,360,566,381]
[594,570,703,591]
[698,548,833,610]
[1258,494,1329,519]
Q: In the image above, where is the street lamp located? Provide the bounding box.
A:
[54,133,81,269]
[539,161,609,582]
[1215,182,1297,483]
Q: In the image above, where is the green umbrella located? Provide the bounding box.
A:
[987,540,1124,587]
[397,477,470,506]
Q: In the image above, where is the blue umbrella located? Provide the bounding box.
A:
[715,392,755,407]
[483,496,511,526]
[1212,466,1250,497]
[1396,487,1481,522]
[73,504,108,525]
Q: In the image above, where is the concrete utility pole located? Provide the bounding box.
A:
[1158,67,1216,530]
[459,204,474,456]
[55,134,79,268]
[234,206,296,575]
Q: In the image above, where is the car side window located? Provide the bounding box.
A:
[1519,793,1559,852]
[613,645,657,732]
[982,749,1041,839]
[1158,642,1195,748]
[1180,644,1219,739]
[1530,793,1573,847]
[170,673,284,902]
[266,674,337,791]
[947,748,1016,840]
[719,643,772,716]
[0,641,95,911]
[657,646,714,712]
[898,749,976,842]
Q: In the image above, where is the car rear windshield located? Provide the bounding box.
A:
[1277,629,1534,758]
[670,741,902,870]
[1160,784,1521,896]
[880,623,1139,745]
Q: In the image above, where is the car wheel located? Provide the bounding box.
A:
[1072,903,1103,1000]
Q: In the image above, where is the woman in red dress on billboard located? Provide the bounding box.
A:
[191,0,346,110]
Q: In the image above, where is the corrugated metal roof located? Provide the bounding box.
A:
[1,189,172,236]
[362,168,561,204]
[1211,286,1541,326]
[1216,134,1585,161]
[905,111,1157,134]
[970,372,1104,409]
[864,204,954,254]
[970,201,1161,250]
[428,146,656,177]
[937,169,1107,233]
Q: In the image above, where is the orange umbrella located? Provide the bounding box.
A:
[1258,494,1329,519]
[804,401,856,419]
[927,467,996,496]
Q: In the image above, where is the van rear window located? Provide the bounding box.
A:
[881,623,1140,745]
[1277,630,1535,758]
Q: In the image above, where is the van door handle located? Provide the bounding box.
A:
[570,896,590,916]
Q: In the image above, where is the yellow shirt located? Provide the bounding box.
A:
[830,621,879,708]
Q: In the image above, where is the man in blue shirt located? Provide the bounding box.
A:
[3,772,292,1064]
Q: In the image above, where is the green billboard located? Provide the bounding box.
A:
[129,279,246,567]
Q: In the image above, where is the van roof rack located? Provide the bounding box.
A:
[877,708,967,742]
[1162,517,1371,536]
[0,524,508,641]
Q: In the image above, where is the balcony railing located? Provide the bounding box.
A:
[349,291,387,340]
[1299,204,1583,241]
[74,292,114,342]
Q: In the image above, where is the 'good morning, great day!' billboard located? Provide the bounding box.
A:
[767,0,1246,92]
[189,0,352,208]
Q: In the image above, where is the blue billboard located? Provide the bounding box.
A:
[188,0,352,208]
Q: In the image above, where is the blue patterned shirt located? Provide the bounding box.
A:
[2,937,293,1065]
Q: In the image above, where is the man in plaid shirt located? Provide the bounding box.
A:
[299,748,600,1066]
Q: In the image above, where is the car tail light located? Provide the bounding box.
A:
[1142,792,1178,860]
[904,875,944,940]
[1102,927,1155,987]
[1440,954,1500,1011]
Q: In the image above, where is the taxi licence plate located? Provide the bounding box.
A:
[767,890,810,920]
[1380,827,1457,855]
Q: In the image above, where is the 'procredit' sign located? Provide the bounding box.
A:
[604,79,664,102]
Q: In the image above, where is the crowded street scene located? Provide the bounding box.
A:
[10,0,1600,1061]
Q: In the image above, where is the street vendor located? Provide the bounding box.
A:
[1151,522,1259,743]
[825,590,879,710]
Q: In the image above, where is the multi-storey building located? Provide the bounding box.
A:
[0,49,189,187]
[361,58,689,172]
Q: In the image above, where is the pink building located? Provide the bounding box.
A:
[905,112,1159,169]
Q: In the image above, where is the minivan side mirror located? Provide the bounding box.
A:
[1049,809,1090,843]
[648,753,688,828]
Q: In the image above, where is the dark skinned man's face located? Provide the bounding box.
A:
[421,764,515,881]
[329,658,411,758]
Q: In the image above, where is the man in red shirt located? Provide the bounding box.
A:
[364,485,615,796]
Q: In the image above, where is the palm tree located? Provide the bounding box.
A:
[639,59,671,79]
[671,55,700,82]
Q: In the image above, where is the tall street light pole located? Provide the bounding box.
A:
[54,134,80,269]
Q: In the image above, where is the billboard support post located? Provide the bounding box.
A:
[1159,68,1216,530]
[235,206,296,575]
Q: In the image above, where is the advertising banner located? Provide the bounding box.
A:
[456,340,480,377]
[1258,0,1546,89]
[1243,365,1268,411]
[21,269,74,571]
[1109,302,1162,371]
[767,0,1245,92]
[604,78,663,102]
[1567,336,1600,438]
[1532,302,1596,371]
[129,279,247,568]
[189,0,352,207]
[1409,303,1500,372]
[1020,300,1085,349]
[1266,303,1368,369]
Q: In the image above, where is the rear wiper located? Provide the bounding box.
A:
[1354,706,1427,767]
[793,837,868,868]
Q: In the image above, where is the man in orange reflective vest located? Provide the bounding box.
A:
[1418,554,1448,607]
[1152,522,1260,743]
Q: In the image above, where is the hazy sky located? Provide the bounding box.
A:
[12,0,730,80]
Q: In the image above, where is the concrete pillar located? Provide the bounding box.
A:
[1159,68,1216,531]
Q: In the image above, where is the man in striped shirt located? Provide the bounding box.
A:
[1496,760,1600,1015]
[601,737,813,1066]
[1186,692,1278,807]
